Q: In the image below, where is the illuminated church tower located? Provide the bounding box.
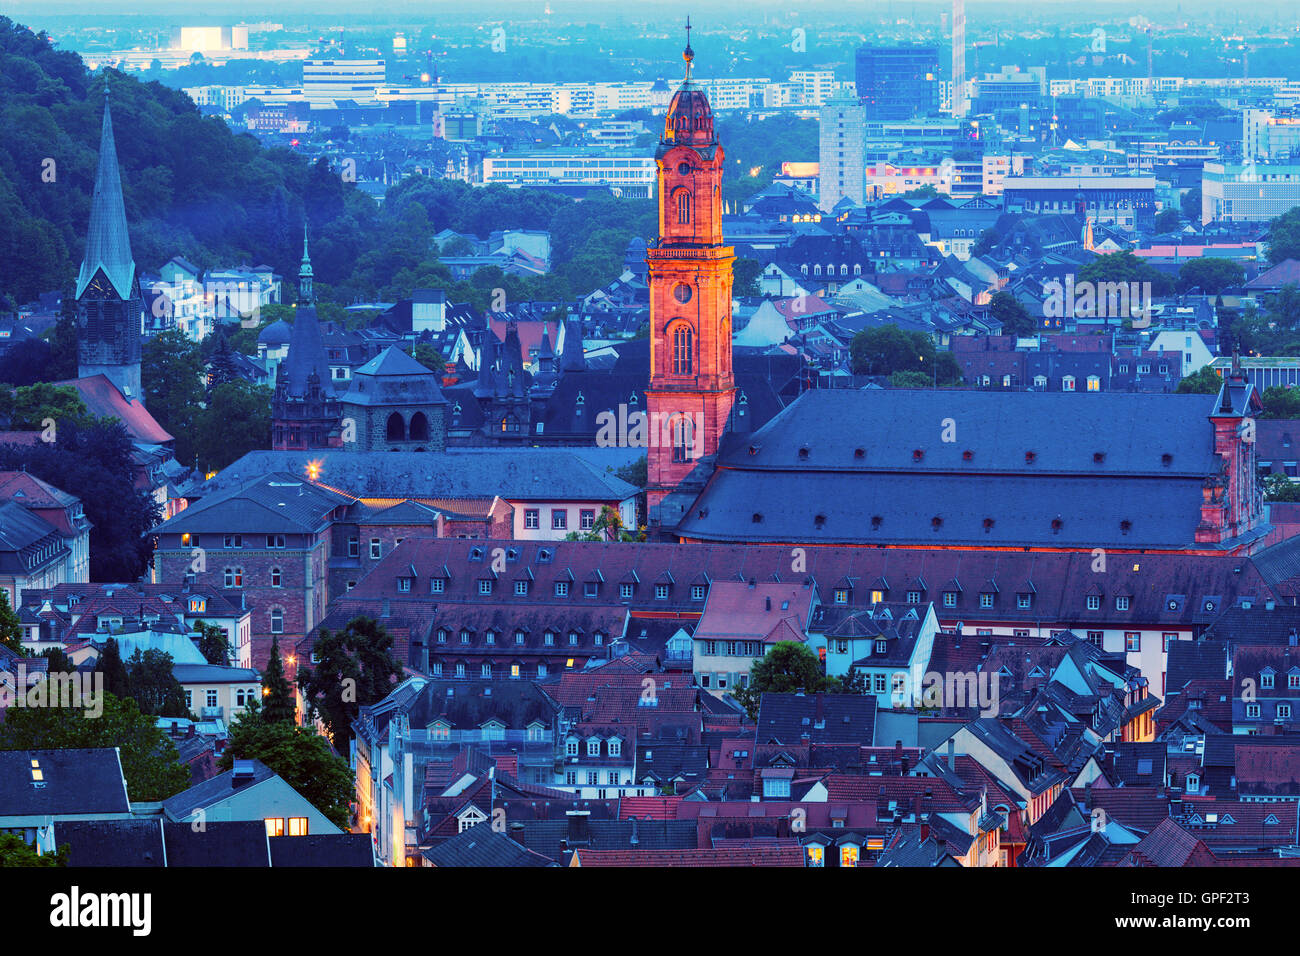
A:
[645,21,735,521]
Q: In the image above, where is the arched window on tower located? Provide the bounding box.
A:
[672,324,693,376]
[386,412,406,442]
[676,189,691,225]
[672,415,695,463]
[409,412,429,441]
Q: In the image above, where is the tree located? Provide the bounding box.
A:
[0,588,21,653]
[1178,258,1244,295]
[972,228,1000,258]
[95,637,131,699]
[412,342,446,372]
[46,288,79,380]
[1077,250,1174,296]
[850,324,930,377]
[0,383,89,431]
[730,640,837,720]
[1267,207,1300,266]
[191,380,272,472]
[733,258,762,297]
[261,635,296,724]
[219,711,354,829]
[890,370,933,388]
[1180,187,1202,223]
[1260,386,1300,420]
[39,646,74,673]
[1263,472,1300,502]
[125,648,189,717]
[0,832,67,867]
[194,620,230,666]
[205,325,239,390]
[297,616,400,747]
[0,692,190,800]
[988,291,1037,338]
[142,329,204,465]
[0,419,161,580]
[1154,208,1182,233]
[1176,365,1223,394]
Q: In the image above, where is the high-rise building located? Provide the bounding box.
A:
[77,93,142,400]
[819,92,866,212]
[645,26,736,523]
[854,45,940,120]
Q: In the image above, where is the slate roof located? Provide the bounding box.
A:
[279,305,335,399]
[574,844,805,866]
[679,388,1243,547]
[56,819,164,866]
[756,693,876,746]
[422,824,556,867]
[0,748,129,816]
[269,833,375,866]
[202,450,637,503]
[1165,639,1230,693]
[153,471,350,535]
[162,820,270,866]
[510,816,697,864]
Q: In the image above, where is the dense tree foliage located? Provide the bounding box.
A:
[1177,257,1244,295]
[125,648,189,717]
[0,832,67,867]
[849,324,961,383]
[988,291,1037,338]
[1175,365,1223,394]
[0,692,191,800]
[261,636,296,724]
[1267,208,1300,267]
[297,616,401,748]
[731,641,841,720]
[0,419,159,580]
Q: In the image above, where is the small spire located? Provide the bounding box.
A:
[299,223,314,304]
[683,16,694,83]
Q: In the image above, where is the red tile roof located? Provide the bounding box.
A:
[55,374,173,444]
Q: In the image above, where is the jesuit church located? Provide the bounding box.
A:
[642,37,1270,557]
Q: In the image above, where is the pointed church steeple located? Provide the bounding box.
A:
[77,88,136,301]
[77,81,143,400]
[299,225,314,303]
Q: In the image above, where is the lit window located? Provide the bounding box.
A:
[264,818,285,837]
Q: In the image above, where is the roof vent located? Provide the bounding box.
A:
[962,450,973,461]
[1051,517,1063,533]
[871,515,882,530]
[983,517,994,532]
[853,447,866,459]
[798,446,810,460]
[1161,453,1173,466]
[752,513,763,524]
[931,516,943,530]
[814,514,826,529]
[1120,519,1132,534]
[912,448,924,462]
[1025,451,1037,464]
[1093,452,1105,464]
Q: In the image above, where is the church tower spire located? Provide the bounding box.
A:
[645,25,735,527]
[77,82,143,399]
[299,224,314,303]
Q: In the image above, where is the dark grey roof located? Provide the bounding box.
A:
[510,817,697,864]
[1165,639,1230,693]
[76,99,135,300]
[269,833,375,866]
[162,820,270,866]
[153,471,351,535]
[280,305,334,399]
[756,693,876,745]
[0,748,129,816]
[57,819,164,866]
[203,450,637,502]
[341,346,448,407]
[170,664,261,684]
[422,824,557,867]
[677,388,1244,548]
[161,758,277,819]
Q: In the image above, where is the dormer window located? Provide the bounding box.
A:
[980,593,994,609]
[587,740,600,757]
[478,579,493,595]
[430,577,445,594]
[609,739,621,757]
[1086,595,1101,611]
[1261,671,1275,689]
[1116,596,1130,611]
[1017,593,1031,609]
[943,592,957,608]
[907,590,921,604]
[875,639,887,654]
[397,576,411,593]
[834,588,850,604]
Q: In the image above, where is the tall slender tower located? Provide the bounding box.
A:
[645,22,735,521]
[951,0,967,118]
[77,88,143,399]
[271,228,342,450]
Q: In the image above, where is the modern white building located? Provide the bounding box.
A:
[483,149,656,198]
[1202,161,1300,224]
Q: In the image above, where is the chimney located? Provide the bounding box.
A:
[765,596,772,611]
[1289,629,1297,648]
[946,738,956,772]
[231,759,256,788]
[629,817,639,846]
[565,810,591,846]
